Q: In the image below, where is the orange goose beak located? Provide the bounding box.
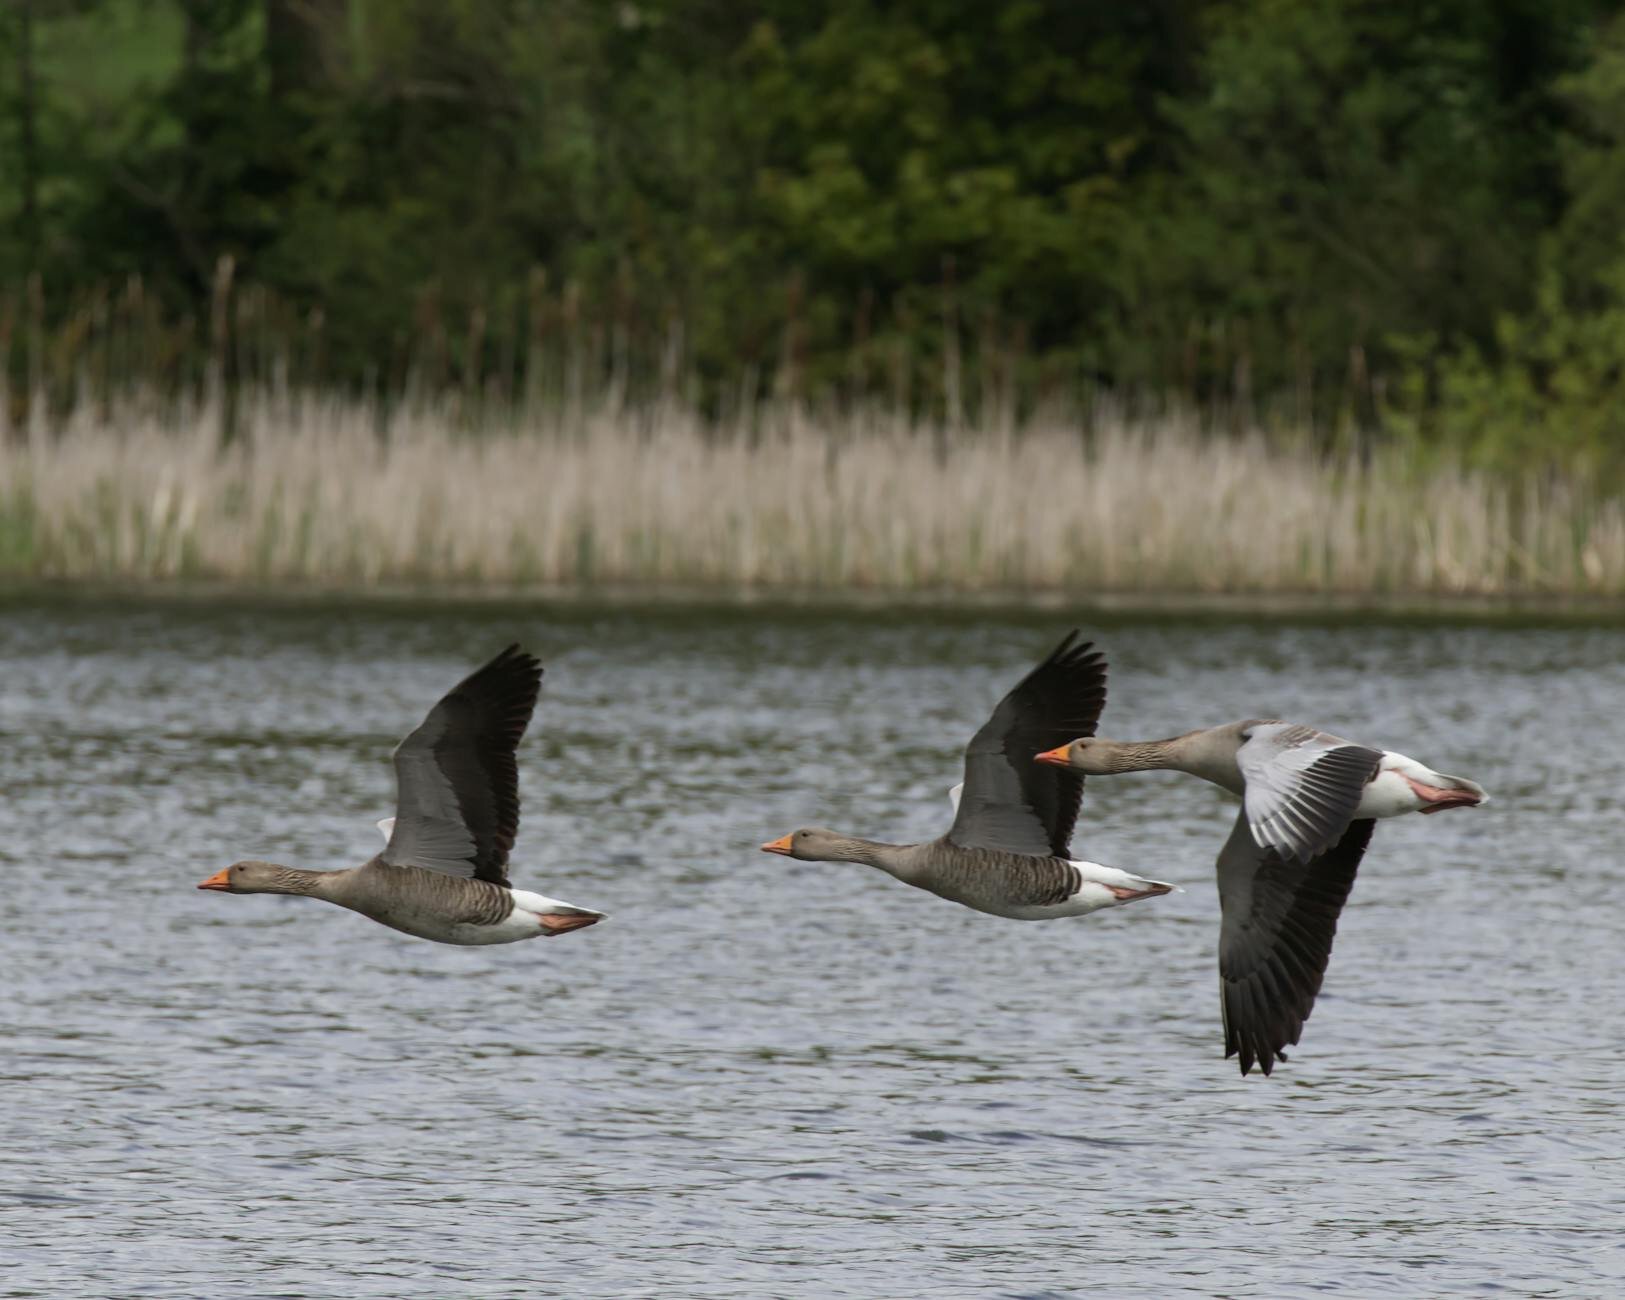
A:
[1034,744,1072,767]
[761,833,794,856]
[197,869,232,891]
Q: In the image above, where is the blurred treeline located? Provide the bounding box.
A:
[8,0,1625,475]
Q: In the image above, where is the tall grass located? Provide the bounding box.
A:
[3,384,1621,596]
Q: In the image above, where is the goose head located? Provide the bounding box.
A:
[197,860,310,894]
[1035,737,1113,774]
[760,828,862,863]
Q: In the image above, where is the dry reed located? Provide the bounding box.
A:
[2,388,1621,595]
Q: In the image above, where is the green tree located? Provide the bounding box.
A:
[1139,0,1599,421]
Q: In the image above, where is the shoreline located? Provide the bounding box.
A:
[7,576,1622,625]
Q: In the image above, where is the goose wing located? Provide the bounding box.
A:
[1237,723,1382,863]
[1216,809,1375,1076]
[380,644,542,888]
[947,630,1107,858]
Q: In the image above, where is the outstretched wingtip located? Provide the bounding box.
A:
[1044,627,1097,665]
[483,641,543,675]
[1225,1039,1278,1078]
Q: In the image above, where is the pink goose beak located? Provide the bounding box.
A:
[539,912,602,936]
[1034,744,1072,767]
[197,869,232,891]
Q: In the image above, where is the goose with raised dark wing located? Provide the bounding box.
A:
[1037,718,1487,1074]
[199,645,604,944]
[761,631,1174,919]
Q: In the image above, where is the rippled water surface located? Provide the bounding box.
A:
[3,596,1623,1297]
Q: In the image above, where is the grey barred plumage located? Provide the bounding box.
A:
[199,644,603,946]
[1042,710,1487,1074]
[762,630,1174,923]
[891,842,1092,913]
[764,830,1168,922]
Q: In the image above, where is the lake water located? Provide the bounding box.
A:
[3,594,1623,1297]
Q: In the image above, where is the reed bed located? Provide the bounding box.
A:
[2,388,1621,596]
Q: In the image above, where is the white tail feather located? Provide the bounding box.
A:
[508,888,605,919]
[1074,860,1182,893]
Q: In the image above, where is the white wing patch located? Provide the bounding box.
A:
[377,817,396,843]
[948,783,963,814]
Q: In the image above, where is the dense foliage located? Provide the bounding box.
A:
[6,0,1625,470]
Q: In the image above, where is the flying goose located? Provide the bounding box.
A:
[198,645,604,945]
[761,631,1174,919]
[1037,720,1488,1074]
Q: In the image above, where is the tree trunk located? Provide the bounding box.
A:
[265,0,346,100]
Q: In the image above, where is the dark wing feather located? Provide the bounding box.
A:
[946,630,1107,858]
[1216,811,1375,1077]
[381,644,542,887]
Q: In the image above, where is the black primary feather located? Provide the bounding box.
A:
[383,644,543,888]
[1217,814,1375,1076]
[947,630,1108,859]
